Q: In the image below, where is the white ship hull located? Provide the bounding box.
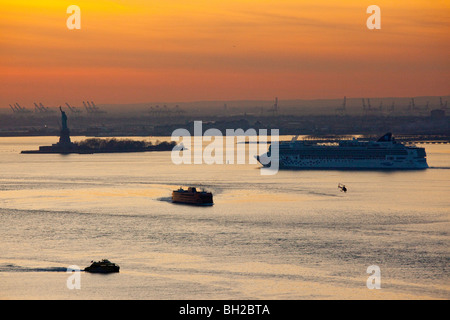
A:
[276,156,428,169]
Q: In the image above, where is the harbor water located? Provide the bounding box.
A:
[0,136,449,299]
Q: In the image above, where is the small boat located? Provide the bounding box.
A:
[338,183,347,192]
[84,259,120,273]
[172,187,213,206]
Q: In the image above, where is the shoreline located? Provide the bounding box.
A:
[4,133,449,144]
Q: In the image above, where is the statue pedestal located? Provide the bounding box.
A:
[55,128,76,152]
[59,128,72,144]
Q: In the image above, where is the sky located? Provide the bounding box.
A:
[0,0,449,107]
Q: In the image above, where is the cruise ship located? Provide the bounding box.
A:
[256,133,428,170]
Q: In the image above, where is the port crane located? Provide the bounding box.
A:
[335,96,346,116]
[90,101,106,113]
[268,97,279,116]
[362,98,373,116]
[440,97,448,110]
[83,100,106,114]
[41,102,55,113]
[9,103,32,114]
[33,102,56,114]
[65,103,82,114]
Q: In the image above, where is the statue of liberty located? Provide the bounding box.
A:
[58,106,71,145]
[60,106,68,130]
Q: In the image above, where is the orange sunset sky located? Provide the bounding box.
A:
[0,0,449,107]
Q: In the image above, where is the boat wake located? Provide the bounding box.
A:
[0,263,69,272]
[156,196,172,203]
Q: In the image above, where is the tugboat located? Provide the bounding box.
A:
[84,259,120,273]
[172,187,214,206]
